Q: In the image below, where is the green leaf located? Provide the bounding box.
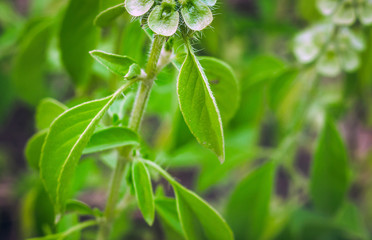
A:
[90,50,137,76]
[177,49,224,162]
[120,19,149,66]
[132,159,155,225]
[83,127,139,154]
[226,162,275,240]
[174,184,233,240]
[29,220,97,240]
[148,4,179,37]
[155,197,185,239]
[335,202,369,239]
[25,130,48,170]
[36,98,68,130]
[12,20,52,105]
[60,0,100,86]
[310,117,349,216]
[198,57,240,125]
[180,0,213,31]
[66,200,97,216]
[40,84,132,215]
[21,184,55,238]
[94,3,125,27]
[125,0,154,17]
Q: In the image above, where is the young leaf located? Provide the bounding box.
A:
[94,3,125,27]
[132,159,155,225]
[90,50,137,76]
[225,162,275,240]
[310,117,349,216]
[177,48,225,162]
[180,0,213,31]
[125,0,154,17]
[83,127,139,154]
[60,0,100,85]
[25,130,47,170]
[198,57,240,125]
[148,4,179,37]
[174,184,233,240]
[36,98,68,130]
[12,21,52,105]
[40,83,133,215]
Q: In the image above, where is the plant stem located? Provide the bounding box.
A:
[96,35,165,240]
[96,156,127,240]
[129,34,165,132]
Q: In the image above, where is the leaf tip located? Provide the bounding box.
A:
[89,50,98,56]
[218,154,225,164]
[144,214,155,226]
[54,213,62,224]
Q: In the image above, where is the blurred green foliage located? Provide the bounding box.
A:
[1,0,372,239]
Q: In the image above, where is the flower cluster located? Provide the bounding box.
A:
[317,0,372,25]
[294,23,365,76]
[125,0,216,36]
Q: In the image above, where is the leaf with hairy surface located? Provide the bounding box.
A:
[177,48,225,162]
[40,83,133,215]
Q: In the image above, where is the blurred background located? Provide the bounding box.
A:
[2,0,372,239]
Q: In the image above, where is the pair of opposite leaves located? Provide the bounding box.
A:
[126,0,216,36]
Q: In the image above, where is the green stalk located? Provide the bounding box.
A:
[96,35,165,240]
[129,34,165,132]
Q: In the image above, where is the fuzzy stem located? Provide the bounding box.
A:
[129,35,165,132]
[96,35,165,240]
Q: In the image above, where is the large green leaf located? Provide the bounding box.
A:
[90,50,137,76]
[40,83,132,215]
[12,20,52,105]
[177,48,224,162]
[310,117,349,216]
[60,0,100,86]
[94,3,125,27]
[132,159,155,225]
[226,162,275,240]
[83,127,139,154]
[36,98,68,130]
[198,57,239,125]
[174,184,233,240]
